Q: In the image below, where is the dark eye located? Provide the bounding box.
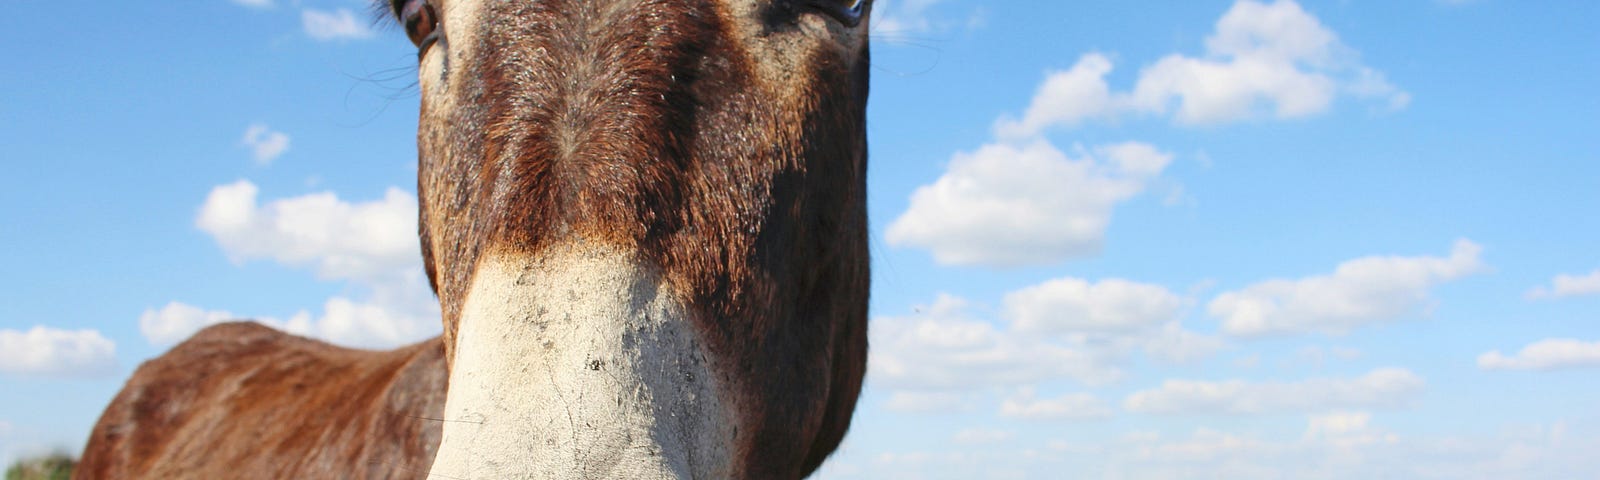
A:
[809,0,865,27]
[399,0,440,52]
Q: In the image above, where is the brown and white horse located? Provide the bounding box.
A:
[76,0,871,478]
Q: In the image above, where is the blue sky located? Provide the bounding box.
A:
[1,0,1597,477]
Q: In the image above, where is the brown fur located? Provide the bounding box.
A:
[75,322,444,479]
[79,0,869,478]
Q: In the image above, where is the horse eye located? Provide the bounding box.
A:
[400,0,440,51]
[810,0,865,27]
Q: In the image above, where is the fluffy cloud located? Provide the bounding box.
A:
[999,389,1113,421]
[1001,276,1224,362]
[871,286,1220,415]
[139,302,253,347]
[1006,277,1183,334]
[996,0,1407,137]
[870,295,1120,390]
[182,181,440,349]
[141,296,436,350]
[1123,367,1425,414]
[197,180,419,284]
[995,53,1119,137]
[1525,269,1600,300]
[242,124,289,165]
[0,326,116,378]
[1208,239,1485,336]
[302,9,374,41]
[886,141,1171,267]
[1478,338,1600,371]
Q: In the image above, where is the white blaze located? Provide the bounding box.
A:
[428,245,735,479]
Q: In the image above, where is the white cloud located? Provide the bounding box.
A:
[824,418,1600,480]
[141,295,435,350]
[870,0,976,37]
[1305,411,1378,439]
[885,140,1171,267]
[1123,367,1425,414]
[1135,0,1408,125]
[242,124,289,165]
[0,326,116,378]
[197,180,419,284]
[313,294,438,348]
[139,302,252,347]
[1133,428,1283,464]
[951,428,1014,445]
[1142,323,1229,363]
[871,288,1220,415]
[1208,239,1485,336]
[870,294,1120,390]
[1526,269,1600,300]
[1003,275,1224,363]
[994,53,1118,137]
[1478,338,1600,371]
[999,389,1112,421]
[1006,277,1182,334]
[883,391,973,414]
[302,9,374,41]
[230,0,273,9]
[184,180,440,349]
[995,0,1407,137]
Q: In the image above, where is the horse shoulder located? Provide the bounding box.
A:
[75,322,446,480]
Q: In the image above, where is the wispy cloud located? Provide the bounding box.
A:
[1526,269,1600,300]
[1208,240,1485,336]
[242,123,290,165]
[950,428,1014,445]
[999,389,1113,420]
[882,391,973,414]
[302,8,374,41]
[870,285,1219,413]
[869,294,1119,390]
[1123,368,1425,414]
[870,0,974,37]
[229,0,273,9]
[1479,338,1600,371]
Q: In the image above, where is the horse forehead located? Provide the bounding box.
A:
[428,1,861,230]
[440,0,866,87]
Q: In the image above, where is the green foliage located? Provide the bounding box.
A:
[4,454,75,480]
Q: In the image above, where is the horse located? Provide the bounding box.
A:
[74,0,871,478]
